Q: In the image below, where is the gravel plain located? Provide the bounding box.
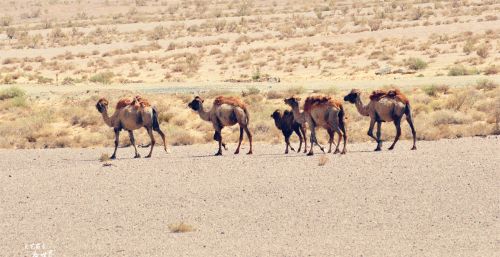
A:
[1,137,499,257]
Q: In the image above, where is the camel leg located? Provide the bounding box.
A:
[388,118,402,150]
[110,128,120,159]
[367,118,378,150]
[375,121,382,151]
[244,126,253,154]
[333,130,342,154]
[307,122,317,156]
[340,119,347,154]
[285,135,295,154]
[327,129,334,153]
[294,126,303,152]
[214,130,223,156]
[406,112,417,150]
[235,127,243,154]
[128,130,141,158]
[153,126,169,153]
[300,125,308,153]
[284,135,289,154]
[145,128,155,158]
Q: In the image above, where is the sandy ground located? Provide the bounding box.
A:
[0,137,499,257]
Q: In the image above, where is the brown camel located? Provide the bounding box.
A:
[343,88,417,151]
[95,96,168,159]
[271,109,307,154]
[188,96,253,156]
[285,96,347,155]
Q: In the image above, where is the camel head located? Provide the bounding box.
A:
[95,98,109,113]
[343,89,361,104]
[188,96,204,111]
[271,109,282,121]
[284,96,301,108]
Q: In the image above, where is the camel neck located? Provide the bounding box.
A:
[291,106,305,124]
[197,105,211,122]
[100,109,114,127]
[355,96,370,116]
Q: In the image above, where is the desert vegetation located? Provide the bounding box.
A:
[0,80,498,149]
[0,0,498,84]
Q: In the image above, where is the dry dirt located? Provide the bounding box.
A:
[1,137,499,257]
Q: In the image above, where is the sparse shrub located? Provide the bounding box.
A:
[432,110,471,125]
[266,90,284,99]
[0,87,25,100]
[475,79,498,91]
[476,44,490,58]
[422,85,449,96]
[251,68,261,81]
[286,86,306,95]
[448,65,478,76]
[242,87,260,97]
[6,27,15,39]
[149,25,165,41]
[89,71,114,84]
[0,16,12,26]
[463,39,475,55]
[483,65,498,75]
[368,19,382,31]
[404,57,427,70]
[37,76,53,84]
[0,87,27,108]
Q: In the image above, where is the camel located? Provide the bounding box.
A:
[188,96,253,156]
[285,96,347,155]
[343,88,417,151]
[95,95,168,159]
[271,109,307,154]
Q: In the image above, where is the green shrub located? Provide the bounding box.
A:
[89,71,114,84]
[0,87,26,100]
[422,84,449,96]
[242,87,260,97]
[37,76,53,84]
[448,65,478,76]
[0,87,27,108]
[404,57,428,70]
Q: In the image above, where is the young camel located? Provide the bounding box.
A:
[95,96,168,159]
[271,109,307,154]
[188,96,253,156]
[343,89,417,151]
[285,96,347,155]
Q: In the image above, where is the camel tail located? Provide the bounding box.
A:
[152,107,160,131]
[338,104,346,130]
[243,107,250,124]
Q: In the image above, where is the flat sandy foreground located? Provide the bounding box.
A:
[1,137,499,257]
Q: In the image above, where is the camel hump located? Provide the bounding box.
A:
[115,98,133,109]
[213,96,247,110]
[133,95,151,108]
[115,96,151,110]
[370,89,409,104]
[387,89,409,104]
[304,95,342,112]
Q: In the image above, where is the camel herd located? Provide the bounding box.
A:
[96,88,417,158]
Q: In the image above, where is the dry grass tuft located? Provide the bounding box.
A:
[318,155,329,166]
[99,153,110,162]
[168,222,194,233]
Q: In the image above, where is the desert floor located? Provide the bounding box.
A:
[1,137,498,257]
